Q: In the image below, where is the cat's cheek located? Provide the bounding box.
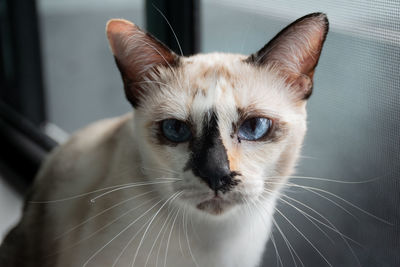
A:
[232,142,287,197]
[166,145,191,169]
[241,178,265,200]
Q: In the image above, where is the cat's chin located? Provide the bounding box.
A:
[196,196,234,215]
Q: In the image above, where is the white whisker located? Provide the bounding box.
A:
[83,197,165,267]
[266,185,363,266]
[272,190,362,246]
[264,175,381,184]
[264,190,335,244]
[178,206,185,257]
[54,190,155,240]
[274,206,333,267]
[47,196,158,259]
[155,178,182,181]
[184,206,199,267]
[145,202,177,267]
[111,211,154,267]
[90,180,179,203]
[156,205,178,267]
[131,191,183,267]
[279,194,362,266]
[288,182,391,224]
[164,206,181,267]
[269,233,284,267]
[265,181,361,221]
[29,180,176,204]
[252,196,302,267]
[29,182,146,203]
[271,215,303,267]
[151,4,184,56]
[287,175,382,184]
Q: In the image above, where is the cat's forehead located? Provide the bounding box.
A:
[182,53,253,83]
[182,53,246,68]
[144,53,301,123]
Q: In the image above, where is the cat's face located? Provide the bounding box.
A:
[106,14,328,216]
[133,55,307,215]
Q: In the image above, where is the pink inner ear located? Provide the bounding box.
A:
[292,21,327,77]
[249,13,328,100]
[106,19,176,78]
[107,19,135,36]
[251,13,328,77]
[106,19,137,60]
[267,15,328,77]
[106,19,177,107]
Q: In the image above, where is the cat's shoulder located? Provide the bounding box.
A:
[35,113,134,183]
[65,112,134,150]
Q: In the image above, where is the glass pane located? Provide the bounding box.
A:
[202,0,399,266]
[38,0,144,133]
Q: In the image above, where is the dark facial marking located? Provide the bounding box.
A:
[185,111,240,193]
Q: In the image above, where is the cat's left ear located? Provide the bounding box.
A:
[247,13,329,100]
[106,19,178,107]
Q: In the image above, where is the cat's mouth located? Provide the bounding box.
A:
[178,185,244,215]
[196,195,233,215]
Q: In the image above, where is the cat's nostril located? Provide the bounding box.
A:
[209,176,224,192]
[200,172,240,194]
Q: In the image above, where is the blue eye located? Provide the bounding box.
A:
[238,118,271,141]
[161,119,192,143]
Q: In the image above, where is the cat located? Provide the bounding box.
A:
[0,12,328,267]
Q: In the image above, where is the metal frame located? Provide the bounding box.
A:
[0,0,55,193]
[146,0,200,56]
[0,0,46,125]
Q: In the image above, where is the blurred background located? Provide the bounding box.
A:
[0,0,399,266]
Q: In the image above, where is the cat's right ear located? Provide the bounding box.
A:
[106,19,178,108]
[246,13,329,101]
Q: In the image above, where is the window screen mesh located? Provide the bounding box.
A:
[202,1,399,266]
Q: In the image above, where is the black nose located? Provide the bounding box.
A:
[191,140,239,193]
[203,172,240,194]
[185,111,240,193]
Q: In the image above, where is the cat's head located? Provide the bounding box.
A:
[106,13,328,216]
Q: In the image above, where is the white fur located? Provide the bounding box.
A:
[0,13,329,266]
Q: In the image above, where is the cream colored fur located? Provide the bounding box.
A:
[0,13,328,267]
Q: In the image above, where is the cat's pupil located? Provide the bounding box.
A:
[174,121,182,132]
[249,119,257,131]
[238,118,271,141]
[161,119,192,143]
